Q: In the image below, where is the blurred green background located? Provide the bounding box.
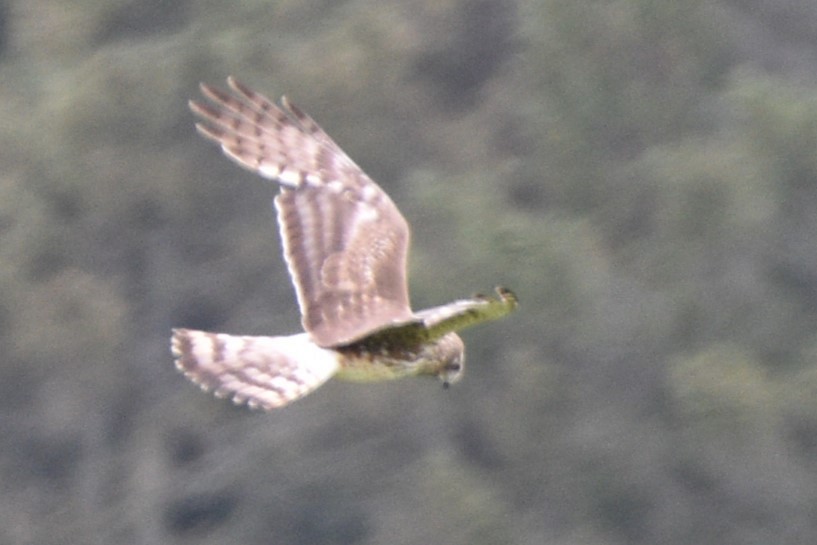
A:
[3,0,817,543]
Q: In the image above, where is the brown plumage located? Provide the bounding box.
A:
[173,78,517,409]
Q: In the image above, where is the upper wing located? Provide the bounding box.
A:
[361,287,519,345]
[190,78,415,347]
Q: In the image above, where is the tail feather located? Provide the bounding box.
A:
[171,328,340,410]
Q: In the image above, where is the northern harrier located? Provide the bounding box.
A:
[172,77,518,410]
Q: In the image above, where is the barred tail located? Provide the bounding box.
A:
[171,328,340,410]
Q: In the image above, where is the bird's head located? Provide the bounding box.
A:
[437,333,465,388]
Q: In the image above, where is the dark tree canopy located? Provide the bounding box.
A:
[2,1,817,544]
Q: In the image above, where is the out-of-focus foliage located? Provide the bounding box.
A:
[3,0,817,544]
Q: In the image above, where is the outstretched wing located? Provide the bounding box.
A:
[189,78,415,347]
[361,287,519,346]
[416,287,519,338]
[172,329,340,410]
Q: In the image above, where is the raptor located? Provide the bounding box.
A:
[173,78,517,410]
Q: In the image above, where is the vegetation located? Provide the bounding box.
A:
[2,0,817,543]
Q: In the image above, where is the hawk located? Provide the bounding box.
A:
[173,77,518,410]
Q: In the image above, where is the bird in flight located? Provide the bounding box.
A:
[173,77,518,410]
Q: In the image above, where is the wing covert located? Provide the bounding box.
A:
[361,287,519,346]
[415,287,519,339]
